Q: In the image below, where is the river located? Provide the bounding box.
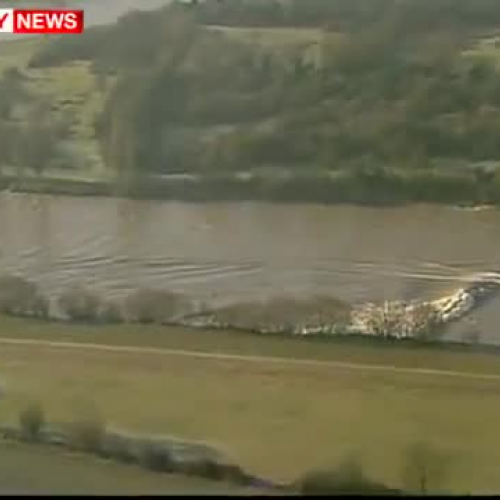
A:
[1,193,500,343]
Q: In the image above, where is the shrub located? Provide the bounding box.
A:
[123,289,189,324]
[298,459,402,495]
[98,299,123,324]
[19,402,45,441]
[42,427,67,447]
[58,286,101,322]
[218,464,250,485]
[181,458,226,481]
[101,432,136,464]
[0,380,6,399]
[69,414,106,454]
[0,275,48,319]
[138,440,175,473]
[213,295,352,333]
[182,459,249,484]
[0,425,21,440]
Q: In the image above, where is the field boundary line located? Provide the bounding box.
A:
[1,336,500,381]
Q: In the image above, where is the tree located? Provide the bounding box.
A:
[0,121,16,168]
[359,301,409,339]
[0,66,29,120]
[14,101,59,175]
[408,303,443,341]
[95,9,199,178]
[19,402,45,441]
[95,74,144,181]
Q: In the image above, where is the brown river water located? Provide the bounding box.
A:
[1,193,500,343]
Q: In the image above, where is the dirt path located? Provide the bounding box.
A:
[1,336,500,381]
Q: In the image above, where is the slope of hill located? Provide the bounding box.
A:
[3,0,500,204]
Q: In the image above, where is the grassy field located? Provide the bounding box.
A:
[0,440,255,494]
[2,316,500,492]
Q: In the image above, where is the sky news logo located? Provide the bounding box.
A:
[0,9,84,35]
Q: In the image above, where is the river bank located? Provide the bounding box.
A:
[1,169,499,207]
[0,312,497,364]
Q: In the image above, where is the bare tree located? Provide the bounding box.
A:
[360,300,408,338]
[355,299,442,340]
[14,100,60,175]
[409,303,443,341]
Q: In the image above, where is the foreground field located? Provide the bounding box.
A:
[1,316,500,493]
[0,440,254,494]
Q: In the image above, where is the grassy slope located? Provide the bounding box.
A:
[2,316,500,492]
[0,38,39,73]
[0,26,335,180]
[206,26,334,67]
[0,0,173,167]
[0,37,107,176]
[0,440,256,494]
[1,27,500,183]
[465,36,500,67]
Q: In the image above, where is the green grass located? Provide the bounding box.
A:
[206,26,339,67]
[24,61,108,172]
[0,27,334,181]
[2,314,500,375]
[464,34,500,67]
[0,37,109,174]
[207,25,328,49]
[2,316,500,492]
[0,440,256,494]
[0,37,42,75]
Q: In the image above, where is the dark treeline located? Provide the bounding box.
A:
[14,0,500,202]
[193,0,500,32]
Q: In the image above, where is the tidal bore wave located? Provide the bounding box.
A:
[1,271,500,342]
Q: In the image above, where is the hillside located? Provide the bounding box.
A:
[3,0,500,204]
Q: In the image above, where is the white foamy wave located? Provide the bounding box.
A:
[349,272,500,338]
